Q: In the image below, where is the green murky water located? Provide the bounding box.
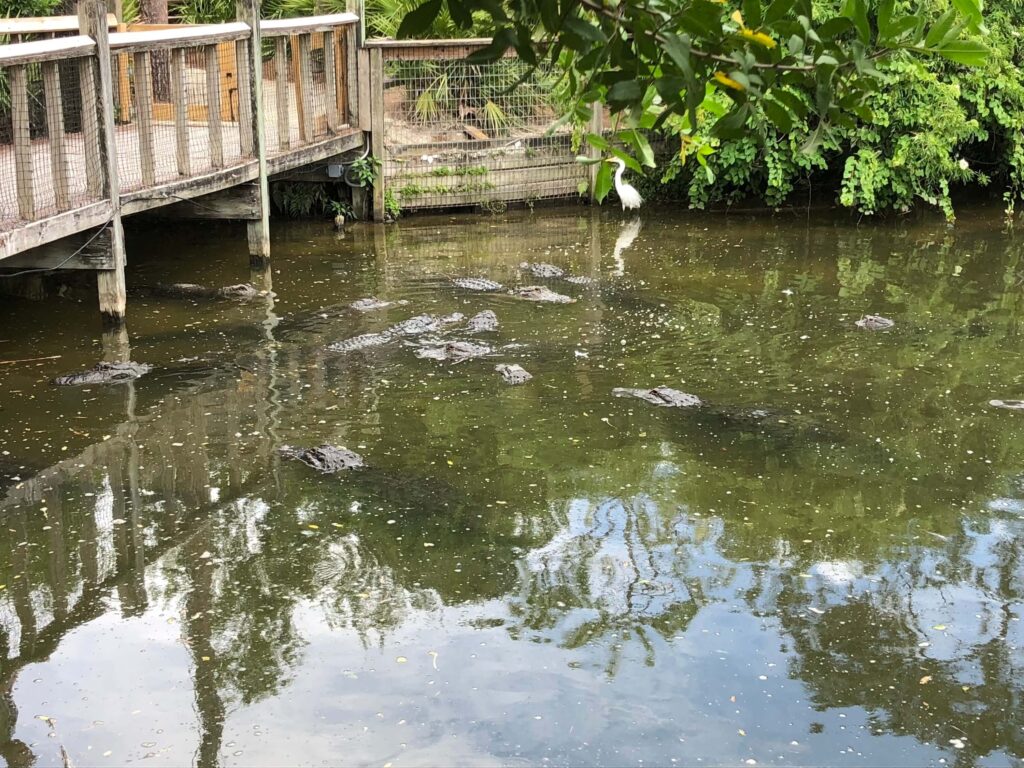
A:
[0,205,1022,767]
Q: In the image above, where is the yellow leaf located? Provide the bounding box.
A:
[919,675,932,685]
[933,624,947,630]
[740,28,777,48]
[714,71,745,91]
[201,656,211,661]
[396,656,408,664]
[446,460,454,466]
[308,523,319,530]
[731,9,744,26]
[738,729,747,736]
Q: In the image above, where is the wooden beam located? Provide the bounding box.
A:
[171,48,191,176]
[0,200,114,263]
[205,44,224,168]
[0,35,95,67]
[0,228,114,271]
[133,51,156,187]
[0,14,115,35]
[141,183,261,220]
[10,65,34,221]
[274,37,290,151]
[79,58,104,200]
[259,13,358,37]
[323,30,339,132]
[295,33,315,143]
[108,23,249,55]
[369,47,385,221]
[41,60,71,212]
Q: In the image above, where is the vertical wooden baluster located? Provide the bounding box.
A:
[133,50,156,186]
[344,24,358,127]
[323,29,339,133]
[369,47,385,221]
[295,33,314,142]
[205,44,224,168]
[116,52,132,122]
[79,58,104,199]
[41,60,70,211]
[10,65,35,220]
[171,47,190,176]
[356,46,370,132]
[235,38,254,156]
[274,37,290,151]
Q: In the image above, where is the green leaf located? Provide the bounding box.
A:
[594,162,613,202]
[768,88,808,118]
[763,0,795,26]
[563,15,607,44]
[877,0,894,38]
[662,32,693,78]
[607,79,644,104]
[951,0,983,29]
[742,0,762,29]
[396,0,442,38]
[762,97,794,131]
[466,27,517,63]
[817,17,855,41]
[924,10,955,48]
[678,0,725,38]
[840,0,870,43]
[936,38,988,66]
[627,129,656,167]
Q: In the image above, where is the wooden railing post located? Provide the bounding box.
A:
[236,0,270,264]
[79,0,128,328]
[369,46,384,222]
[588,103,602,203]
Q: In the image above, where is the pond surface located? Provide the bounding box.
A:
[0,205,1022,767]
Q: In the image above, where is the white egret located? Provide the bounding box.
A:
[606,157,643,211]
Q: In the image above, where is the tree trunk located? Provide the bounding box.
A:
[141,0,171,101]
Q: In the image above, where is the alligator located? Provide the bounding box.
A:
[278,444,364,473]
[415,340,493,363]
[389,312,465,337]
[350,297,409,312]
[495,363,532,384]
[511,286,575,304]
[990,399,1024,411]
[855,314,895,330]
[53,361,152,386]
[148,283,264,301]
[452,277,504,292]
[326,332,394,353]
[465,310,499,333]
[519,262,565,278]
[612,387,703,408]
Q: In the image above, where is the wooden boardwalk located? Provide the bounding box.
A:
[0,4,364,324]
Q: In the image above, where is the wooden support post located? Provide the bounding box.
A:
[10,65,34,221]
[588,103,602,204]
[80,0,127,328]
[205,44,224,168]
[41,61,70,212]
[295,33,314,143]
[235,39,254,156]
[343,25,357,127]
[323,30,339,132]
[369,47,385,222]
[274,37,290,151]
[79,59,104,200]
[171,47,190,176]
[356,47,370,132]
[133,51,156,187]
[237,0,271,264]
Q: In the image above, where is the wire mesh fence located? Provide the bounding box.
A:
[110,39,250,194]
[262,31,348,156]
[379,47,587,211]
[0,53,106,230]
